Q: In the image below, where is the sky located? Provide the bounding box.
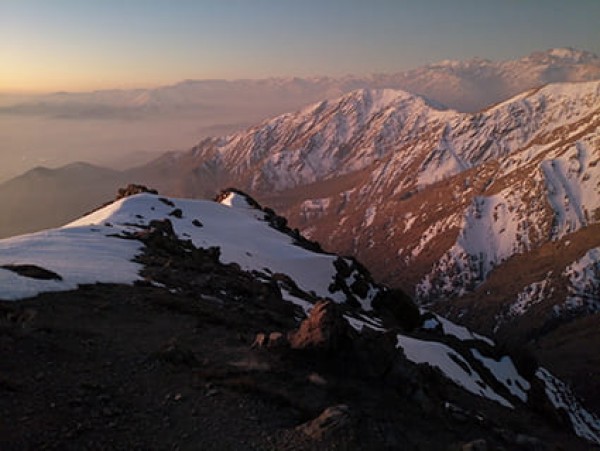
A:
[1,0,600,92]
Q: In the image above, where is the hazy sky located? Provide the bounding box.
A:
[2,0,599,92]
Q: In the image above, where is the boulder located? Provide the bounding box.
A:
[288,300,350,352]
[297,404,353,440]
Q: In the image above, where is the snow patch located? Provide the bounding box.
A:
[396,334,512,408]
[471,350,530,402]
[363,206,377,228]
[558,247,600,314]
[0,226,143,301]
[422,314,494,346]
[537,367,600,444]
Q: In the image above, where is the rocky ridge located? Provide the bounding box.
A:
[1,187,599,449]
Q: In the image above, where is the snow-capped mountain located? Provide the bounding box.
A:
[121,80,600,413]
[138,80,599,292]
[1,187,599,447]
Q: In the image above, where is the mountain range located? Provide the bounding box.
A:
[2,47,600,183]
[3,47,599,118]
[1,186,599,449]
[1,48,599,421]
[135,79,599,412]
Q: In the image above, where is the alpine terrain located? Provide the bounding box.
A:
[127,79,600,413]
[1,186,599,449]
[1,49,599,435]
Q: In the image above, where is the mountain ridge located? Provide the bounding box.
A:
[1,187,599,448]
[3,47,599,117]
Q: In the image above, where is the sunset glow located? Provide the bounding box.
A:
[2,0,599,93]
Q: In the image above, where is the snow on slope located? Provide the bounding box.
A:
[558,247,600,313]
[396,334,513,408]
[416,188,548,299]
[507,277,554,319]
[0,192,381,308]
[540,140,600,238]
[0,227,142,301]
[471,350,530,402]
[423,313,494,346]
[537,368,600,444]
[67,192,378,310]
[171,88,454,193]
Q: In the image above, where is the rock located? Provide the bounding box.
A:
[371,288,421,331]
[148,219,175,237]
[297,404,353,440]
[288,300,350,352]
[154,340,198,367]
[169,208,183,219]
[460,439,488,451]
[1,264,62,281]
[267,332,287,348]
[307,372,327,386]
[116,184,158,200]
[251,333,267,349]
[251,331,289,349]
[514,434,546,450]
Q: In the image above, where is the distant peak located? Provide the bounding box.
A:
[334,87,447,112]
[527,47,599,63]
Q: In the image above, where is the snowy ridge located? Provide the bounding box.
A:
[141,80,600,306]
[396,334,513,408]
[0,192,382,310]
[507,276,554,319]
[537,368,600,444]
[156,80,600,200]
[0,193,520,409]
[191,88,453,192]
[2,191,599,444]
[558,247,600,314]
[67,192,380,310]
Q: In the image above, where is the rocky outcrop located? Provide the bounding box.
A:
[287,301,352,352]
[116,184,158,200]
[297,405,354,440]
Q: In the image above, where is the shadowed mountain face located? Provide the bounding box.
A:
[0,163,128,238]
[0,188,598,449]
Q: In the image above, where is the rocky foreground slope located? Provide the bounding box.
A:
[1,187,599,449]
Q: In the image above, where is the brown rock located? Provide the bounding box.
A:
[460,439,488,451]
[297,404,353,440]
[251,331,289,349]
[288,300,350,352]
[116,184,158,200]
